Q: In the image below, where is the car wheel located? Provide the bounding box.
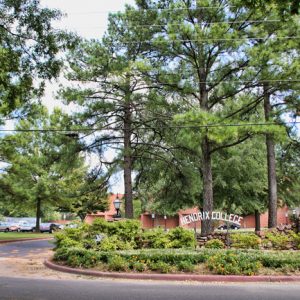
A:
[5,228,9,232]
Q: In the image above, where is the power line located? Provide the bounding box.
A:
[66,19,282,30]
[147,79,300,84]
[114,36,300,44]
[0,121,299,133]
[66,5,237,15]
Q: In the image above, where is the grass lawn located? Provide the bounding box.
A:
[0,232,52,240]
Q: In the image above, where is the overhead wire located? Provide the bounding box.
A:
[112,36,300,44]
[0,121,299,134]
[64,19,283,30]
[66,5,238,15]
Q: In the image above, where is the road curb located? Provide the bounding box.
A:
[44,259,300,282]
[0,237,53,244]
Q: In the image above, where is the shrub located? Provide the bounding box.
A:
[264,232,290,250]
[141,228,171,249]
[112,219,141,242]
[207,251,261,275]
[89,218,112,235]
[167,227,196,249]
[231,233,261,249]
[107,255,129,271]
[90,218,141,244]
[259,251,300,269]
[148,261,172,273]
[289,232,300,249]
[205,239,225,249]
[131,261,147,272]
[56,236,82,249]
[177,260,195,272]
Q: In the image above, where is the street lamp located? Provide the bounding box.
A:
[164,215,167,231]
[151,213,155,228]
[113,194,122,218]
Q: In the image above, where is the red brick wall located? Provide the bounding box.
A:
[241,206,290,228]
[141,214,179,229]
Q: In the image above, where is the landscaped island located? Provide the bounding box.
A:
[53,219,300,276]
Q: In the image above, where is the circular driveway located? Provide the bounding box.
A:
[0,239,54,258]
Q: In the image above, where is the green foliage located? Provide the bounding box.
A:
[205,239,225,249]
[140,228,171,249]
[131,261,147,272]
[167,227,196,249]
[148,261,172,273]
[207,252,261,275]
[290,232,300,249]
[0,0,73,119]
[54,246,300,274]
[107,255,129,272]
[231,233,261,249]
[0,109,95,230]
[264,232,291,250]
[99,236,134,251]
[177,260,195,272]
[259,251,300,269]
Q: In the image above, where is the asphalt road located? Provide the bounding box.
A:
[0,239,54,257]
[0,276,300,300]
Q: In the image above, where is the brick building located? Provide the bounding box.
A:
[84,194,124,224]
[85,194,293,229]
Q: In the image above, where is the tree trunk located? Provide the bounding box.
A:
[123,95,133,219]
[264,83,278,228]
[35,197,41,232]
[254,209,261,232]
[201,136,213,236]
[198,58,213,236]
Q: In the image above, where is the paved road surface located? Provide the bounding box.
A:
[0,240,300,300]
[0,276,300,300]
[0,239,54,258]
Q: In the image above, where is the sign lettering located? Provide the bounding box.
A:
[180,211,243,226]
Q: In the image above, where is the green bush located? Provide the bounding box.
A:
[259,251,300,269]
[90,218,140,244]
[289,232,300,249]
[167,227,196,249]
[148,261,172,273]
[107,255,129,271]
[205,239,225,249]
[54,247,300,274]
[231,233,261,249]
[177,260,195,272]
[131,261,147,272]
[207,251,261,275]
[264,232,290,250]
[141,228,171,249]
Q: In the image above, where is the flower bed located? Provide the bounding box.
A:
[52,219,300,276]
[53,247,300,275]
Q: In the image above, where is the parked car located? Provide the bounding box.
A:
[39,223,52,233]
[49,223,63,232]
[0,222,10,232]
[8,223,21,232]
[18,222,36,232]
[217,223,240,230]
[39,223,64,233]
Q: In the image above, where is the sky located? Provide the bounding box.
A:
[41,0,136,39]
[39,0,137,193]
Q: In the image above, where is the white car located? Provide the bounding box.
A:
[0,222,10,232]
[18,222,36,232]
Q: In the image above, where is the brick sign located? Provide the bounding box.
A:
[180,211,243,226]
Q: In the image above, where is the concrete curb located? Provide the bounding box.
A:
[0,237,53,244]
[44,259,300,282]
